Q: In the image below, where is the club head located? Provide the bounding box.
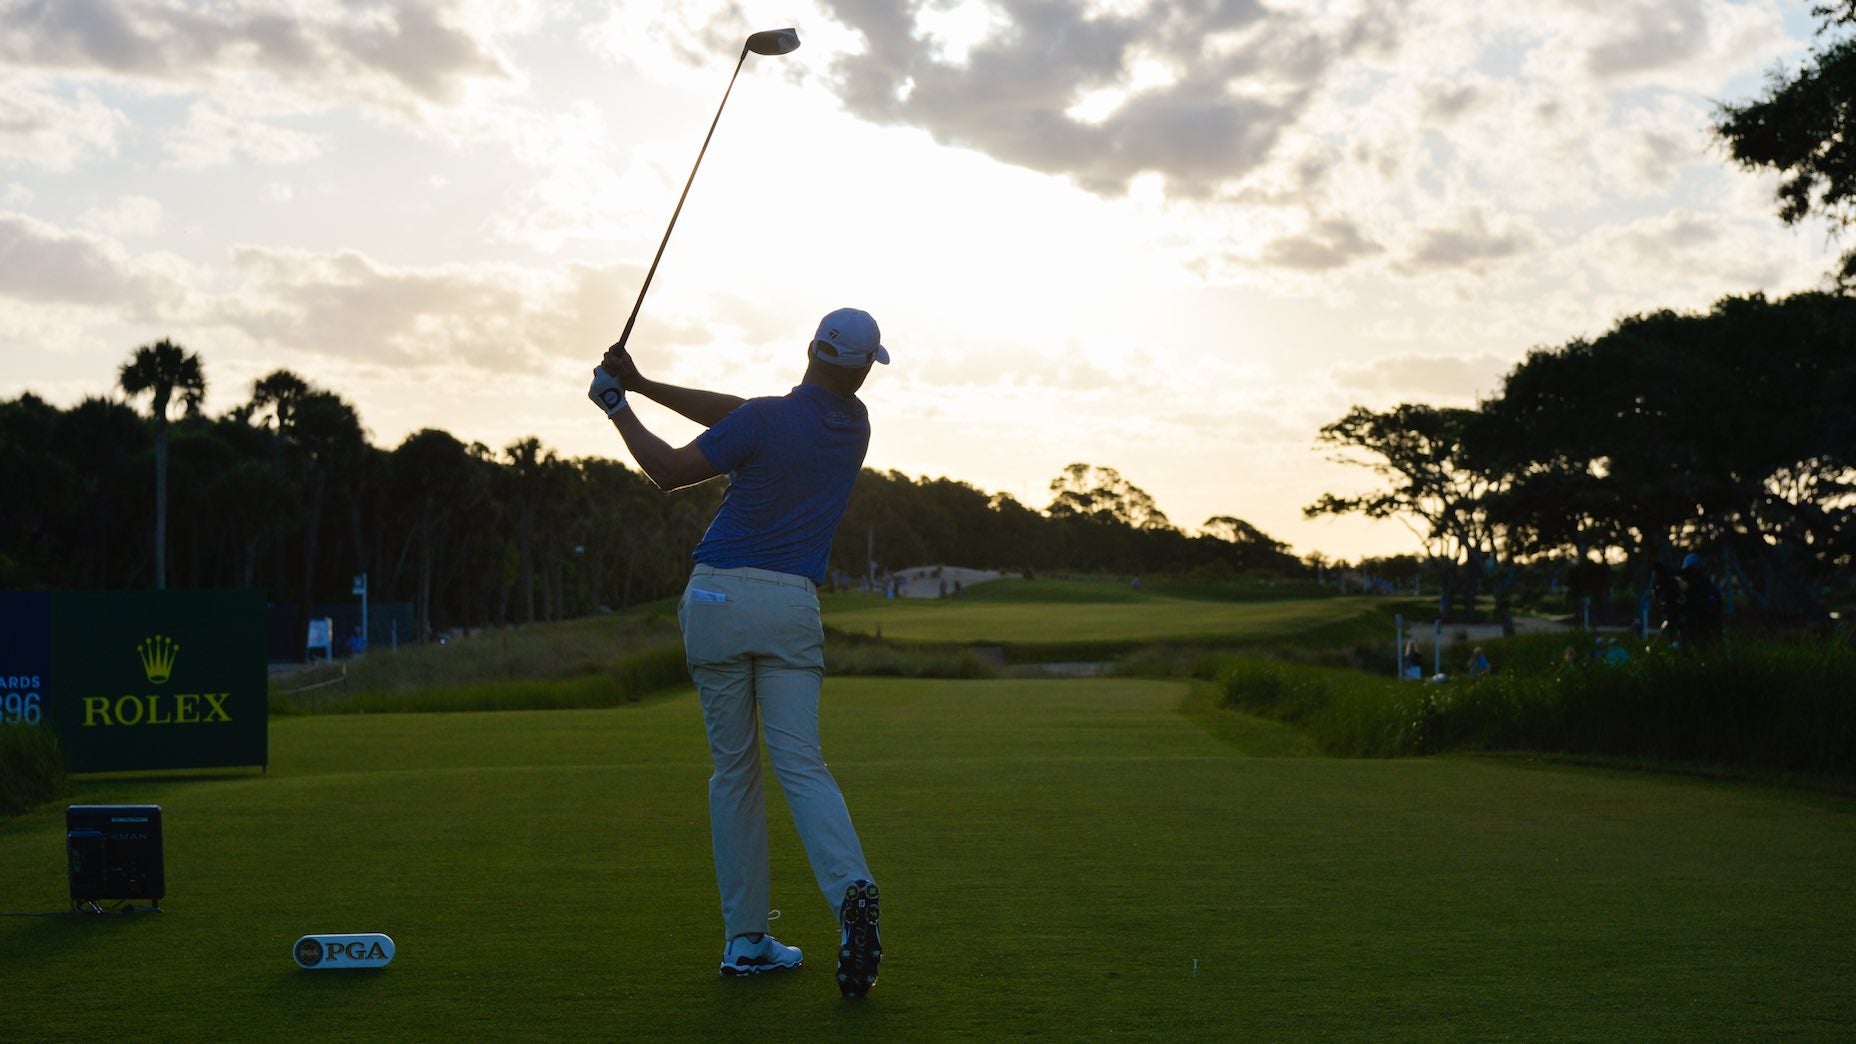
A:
[746,28,800,56]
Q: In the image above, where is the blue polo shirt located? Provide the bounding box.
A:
[692,383,870,583]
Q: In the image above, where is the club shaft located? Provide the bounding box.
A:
[611,44,753,360]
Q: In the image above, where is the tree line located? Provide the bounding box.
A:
[0,349,724,642]
[0,349,1299,644]
[1307,291,1855,627]
[839,462,1299,582]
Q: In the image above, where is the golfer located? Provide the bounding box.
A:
[587,307,886,998]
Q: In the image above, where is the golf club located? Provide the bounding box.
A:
[602,28,800,372]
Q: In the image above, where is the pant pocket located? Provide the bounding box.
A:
[681,588,744,665]
[769,600,825,671]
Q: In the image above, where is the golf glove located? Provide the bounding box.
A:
[588,367,628,418]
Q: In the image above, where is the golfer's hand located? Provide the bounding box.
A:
[600,343,645,391]
[587,368,628,418]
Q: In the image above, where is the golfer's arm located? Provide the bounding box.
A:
[634,378,746,428]
[611,409,720,491]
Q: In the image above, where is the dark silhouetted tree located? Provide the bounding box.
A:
[1715,2,1856,284]
[118,339,206,589]
[1305,404,1505,620]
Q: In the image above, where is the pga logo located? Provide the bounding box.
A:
[294,933,396,969]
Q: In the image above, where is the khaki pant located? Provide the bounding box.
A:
[679,565,872,938]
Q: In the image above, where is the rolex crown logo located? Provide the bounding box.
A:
[138,635,179,685]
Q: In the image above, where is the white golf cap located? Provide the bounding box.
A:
[812,307,890,368]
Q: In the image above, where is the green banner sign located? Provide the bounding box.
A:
[1,590,267,773]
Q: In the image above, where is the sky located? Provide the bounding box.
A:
[0,0,1842,562]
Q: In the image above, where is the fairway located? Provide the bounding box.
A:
[2,678,1852,1040]
[822,585,1382,646]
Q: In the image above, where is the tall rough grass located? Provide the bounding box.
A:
[322,614,686,696]
[1220,638,1856,774]
[274,640,693,715]
[273,617,1005,716]
[1216,659,1409,757]
[1548,640,1856,771]
[0,724,68,816]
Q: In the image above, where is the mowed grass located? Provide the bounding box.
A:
[822,580,1382,647]
[2,678,1852,1040]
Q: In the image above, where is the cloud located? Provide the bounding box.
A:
[581,0,787,84]
[1584,0,1712,80]
[1262,217,1382,271]
[0,2,556,179]
[1416,80,1486,122]
[208,244,772,380]
[0,0,513,104]
[1586,207,1806,295]
[815,0,1400,200]
[1332,351,1509,402]
[78,194,162,236]
[219,246,557,370]
[0,206,767,383]
[0,210,165,306]
[331,1,512,103]
[1606,209,1723,257]
[1517,0,1795,93]
[162,101,322,168]
[0,82,128,170]
[1148,0,1803,287]
[1400,210,1542,272]
[481,100,630,252]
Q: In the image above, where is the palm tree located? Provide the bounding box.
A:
[290,390,364,626]
[118,338,206,590]
[250,370,310,436]
[504,437,553,624]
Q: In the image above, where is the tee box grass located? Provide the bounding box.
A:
[3,676,1853,1040]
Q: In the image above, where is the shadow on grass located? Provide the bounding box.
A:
[69,768,267,785]
[702,966,901,1032]
[0,906,165,957]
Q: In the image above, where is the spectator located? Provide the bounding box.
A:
[1651,561,1684,642]
[1467,647,1491,676]
[1679,553,1724,646]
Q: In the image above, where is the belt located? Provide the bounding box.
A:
[691,564,816,594]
